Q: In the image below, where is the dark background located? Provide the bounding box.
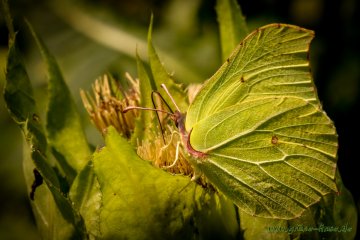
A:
[0,0,359,238]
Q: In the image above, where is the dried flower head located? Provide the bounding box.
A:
[81,73,140,138]
[136,125,211,187]
[82,74,211,188]
[136,126,193,175]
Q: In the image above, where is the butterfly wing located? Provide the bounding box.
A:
[190,97,337,219]
[186,24,338,219]
[186,24,317,131]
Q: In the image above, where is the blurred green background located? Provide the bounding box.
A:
[1,0,359,239]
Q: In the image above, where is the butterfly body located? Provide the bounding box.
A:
[173,110,207,160]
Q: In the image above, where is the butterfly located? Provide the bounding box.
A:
[128,24,338,219]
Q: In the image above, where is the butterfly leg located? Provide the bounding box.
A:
[159,130,180,152]
[190,169,201,181]
[162,141,181,169]
[176,167,202,194]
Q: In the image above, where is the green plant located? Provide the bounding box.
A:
[2,0,357,239]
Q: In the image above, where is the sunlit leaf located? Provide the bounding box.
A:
[130,52,158,144]
[147,15,188,111]
[93,127,240,239]
[215,0,249,61]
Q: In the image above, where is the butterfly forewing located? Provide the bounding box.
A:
[186,24,316,131]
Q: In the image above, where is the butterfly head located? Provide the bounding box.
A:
[171,110,186,128]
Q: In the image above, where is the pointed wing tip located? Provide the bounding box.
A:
[258,23,315,35]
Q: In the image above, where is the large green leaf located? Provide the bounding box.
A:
[4,27,58,192]
[26,21,91,179]
[4,21,85,238]
[130,52,158,144]
[185,24,338,219]
[92,127,240,239]
[147,16,188,112]
[131,17,190,144]
[215,0,249,61]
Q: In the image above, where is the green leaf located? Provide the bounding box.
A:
[185,24,338,219]
[317,170,357,240]
[195,194,241,239]
[239,213,290,239]
[26,21,91,178]
[215,0,249,61]
[4,23,85,238]
[23,143,79,240]
[93,127,240,239]
[131,52,158,144]
[69,161,102,239]
[147,15,188,111]
[4,29,58,190]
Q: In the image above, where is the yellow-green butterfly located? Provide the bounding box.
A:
[132,23,338,220]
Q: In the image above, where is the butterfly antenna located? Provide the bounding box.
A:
[152,91,174,114]
[160,84,181,112]
[122,106,173,115]
[151,91,174,143]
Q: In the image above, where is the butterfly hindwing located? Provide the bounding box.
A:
[189,97,337,219]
